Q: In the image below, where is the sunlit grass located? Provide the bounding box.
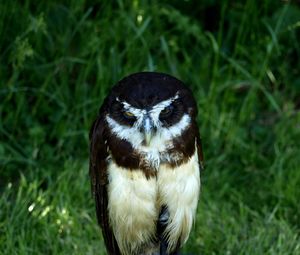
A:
[1,0,300,254]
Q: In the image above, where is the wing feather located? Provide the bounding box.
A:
[196,131,204,170]
[89,117,121,255]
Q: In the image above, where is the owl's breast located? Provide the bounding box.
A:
[107,160,159,255]
[106,145,200,254]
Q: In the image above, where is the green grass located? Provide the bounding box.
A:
[1,1,300,254]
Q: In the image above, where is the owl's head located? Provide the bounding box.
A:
[101,72,198,149]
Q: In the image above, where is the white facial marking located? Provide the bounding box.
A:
[144,117,151,133]
[116,97,146,120]
[106,113,190,148]
[107,93,190,169]
[160,114,191,140]
[149,94,179,127]
[106,116,144,145]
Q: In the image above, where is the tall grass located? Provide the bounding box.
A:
[1,1,300,254]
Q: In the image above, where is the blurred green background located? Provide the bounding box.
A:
[1,0,300,254]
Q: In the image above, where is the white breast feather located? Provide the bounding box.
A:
[107,161,158,255]
[107,148,200,254]
[158,149,200,252]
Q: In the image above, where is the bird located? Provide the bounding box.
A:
[89,72,204,255]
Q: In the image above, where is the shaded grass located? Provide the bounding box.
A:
[1,0,300,254]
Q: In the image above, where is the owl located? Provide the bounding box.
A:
[89,72,204,255]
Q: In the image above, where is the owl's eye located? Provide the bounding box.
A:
[160,105,173,118]
[123,111,135,120]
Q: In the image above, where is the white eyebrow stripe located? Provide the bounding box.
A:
[116,97,146,116]
[150,93,179,122]
[151,93,179,111]
[117,93,179,111]
[116,92,179,120]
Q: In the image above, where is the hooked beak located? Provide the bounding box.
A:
[141,117,155,146]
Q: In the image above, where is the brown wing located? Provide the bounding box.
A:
[196,130,204,171]
[89,117,121,255]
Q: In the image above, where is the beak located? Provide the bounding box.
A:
[141,117,154,146]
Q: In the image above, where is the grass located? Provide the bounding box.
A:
[1,0,300,254]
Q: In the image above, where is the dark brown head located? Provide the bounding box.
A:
[92,72,204,174]
[99,72,198,148]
